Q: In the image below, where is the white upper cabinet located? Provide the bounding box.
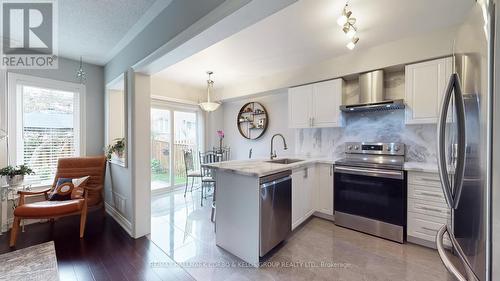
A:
[312,79,343,127]
[405,57,453,124]
[288,79,343,128]
[288,84,312,128]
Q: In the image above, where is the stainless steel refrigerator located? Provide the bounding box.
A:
[435,1,494,281]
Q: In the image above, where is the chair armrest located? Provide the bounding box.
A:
[17,188,51,195]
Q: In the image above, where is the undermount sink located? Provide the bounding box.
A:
[266,158,304,165]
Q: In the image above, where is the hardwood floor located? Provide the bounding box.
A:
[0,212,194,281]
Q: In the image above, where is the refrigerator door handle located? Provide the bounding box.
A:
[436,225,467,281]
[437,74,456,208]
[437,73,467,209]
[450,73,466,209]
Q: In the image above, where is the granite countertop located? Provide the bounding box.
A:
[404,162,439,173]
[204,157,451,177]
[203,156,334,177]
[404,161,456,174]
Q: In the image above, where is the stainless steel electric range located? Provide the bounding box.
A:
[334,142,406,243]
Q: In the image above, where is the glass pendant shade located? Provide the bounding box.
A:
[76,56,87,83]
[199,101,221,112]
[199,71,221,112]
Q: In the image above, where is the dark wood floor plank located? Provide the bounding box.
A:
[0,212,192,281]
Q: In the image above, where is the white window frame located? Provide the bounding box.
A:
[7,73,86,169]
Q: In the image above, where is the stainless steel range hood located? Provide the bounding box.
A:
[340,70,405,112]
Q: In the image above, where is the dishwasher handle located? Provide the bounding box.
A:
[261,176,291,189]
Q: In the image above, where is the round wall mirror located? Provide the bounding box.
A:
[237,102,268,140]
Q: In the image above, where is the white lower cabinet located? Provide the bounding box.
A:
[407,171,451,248]
[292,164,334,230]
[316,164,334,216]
[291,166,316,230]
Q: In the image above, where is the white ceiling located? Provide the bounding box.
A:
[58,0,170,65]
[154,0,473,90]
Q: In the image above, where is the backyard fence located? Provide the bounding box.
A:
[151,139,197,180]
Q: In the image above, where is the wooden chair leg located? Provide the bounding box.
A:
[80,209,88,238]
[190,177,195,192]
[9,216,21,247]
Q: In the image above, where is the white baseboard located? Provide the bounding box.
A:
[105,202,133,236]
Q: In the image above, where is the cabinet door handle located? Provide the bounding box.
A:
[304,168,308,178]
[312,117,314,127]
[330,165,333,176]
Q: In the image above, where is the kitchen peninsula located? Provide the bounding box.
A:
[204,158,334,266]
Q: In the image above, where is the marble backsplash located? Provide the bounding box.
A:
[295,110,438,163]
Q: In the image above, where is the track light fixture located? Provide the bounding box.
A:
[337,2,360,50]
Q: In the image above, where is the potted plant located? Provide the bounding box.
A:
[105,138,126,160]
[0,165,34,186]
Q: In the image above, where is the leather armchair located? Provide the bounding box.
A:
[9,156,107,247]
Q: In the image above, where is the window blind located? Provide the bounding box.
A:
[20,85,79,183]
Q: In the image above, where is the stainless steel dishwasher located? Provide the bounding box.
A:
[259,170,292,257]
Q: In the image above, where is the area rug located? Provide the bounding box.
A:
[0,241,59,281]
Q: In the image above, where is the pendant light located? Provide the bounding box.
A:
[76,56,87,84]
[199,71,221,112]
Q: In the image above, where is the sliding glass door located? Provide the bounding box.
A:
[151,107,171,190]
[151,101,200,192]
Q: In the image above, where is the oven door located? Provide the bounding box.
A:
[334,165,406,226]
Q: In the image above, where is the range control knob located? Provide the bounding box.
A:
[347,145,353,150]
[394,145,401,152]
[354,145,360,150]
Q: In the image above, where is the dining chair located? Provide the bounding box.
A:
[199,151,218,222]
[183,149,202,197]
[213,146,231,161]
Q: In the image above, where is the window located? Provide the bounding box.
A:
[8,73,85,184]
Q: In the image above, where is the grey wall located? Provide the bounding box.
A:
[215,90,295,160]
[104,69,134,232]
[8,57,105,155]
